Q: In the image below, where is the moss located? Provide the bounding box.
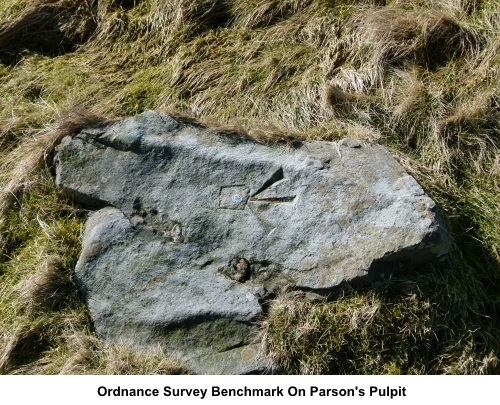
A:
[162,318,252,354]
[0,0,28,24]
[120,67,169,114]
[133,0,154,16]
[0,167,78,263]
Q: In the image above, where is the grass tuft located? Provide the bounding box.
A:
[0,0,97,65]
[0,107,107,215]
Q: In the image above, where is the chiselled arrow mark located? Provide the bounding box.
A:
[251,167,284,197]
[247,167,297,235]
[251,196,296,203]
[250,167,296,204]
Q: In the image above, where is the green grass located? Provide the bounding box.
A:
[0,0,498,374]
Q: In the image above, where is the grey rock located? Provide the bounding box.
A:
[55,110,450,374]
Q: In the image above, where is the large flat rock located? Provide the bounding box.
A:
[54,110,450,374]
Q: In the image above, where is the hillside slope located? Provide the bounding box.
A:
[0,0,498,374]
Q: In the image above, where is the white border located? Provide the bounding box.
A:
[2,375,497,405]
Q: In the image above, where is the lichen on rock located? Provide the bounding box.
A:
[54,110,450,374]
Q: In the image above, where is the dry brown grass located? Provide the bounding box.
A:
[160,0,231,31]
[0,0,498,375]
[0,0,97,65]
[333,3,482,95]
[59,332,188,375]
[2,315,188,374]
[0,108,107,215]
[1,315,62,372]
[260,291,383,374]
[324,84,352,116]
[231,0,313,29]
[15,254,74,312]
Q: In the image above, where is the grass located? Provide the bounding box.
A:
[0,165,188,374]
[0,0,498,374]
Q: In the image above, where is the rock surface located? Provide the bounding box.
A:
[54,110,450,374]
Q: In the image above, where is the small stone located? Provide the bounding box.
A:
[219,257,250,283]
[340,138,362,148]
[171,223,184,243]
[303,156,324,169]
[130,215,145,227]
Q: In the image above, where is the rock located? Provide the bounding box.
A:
[54,110,450,374]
